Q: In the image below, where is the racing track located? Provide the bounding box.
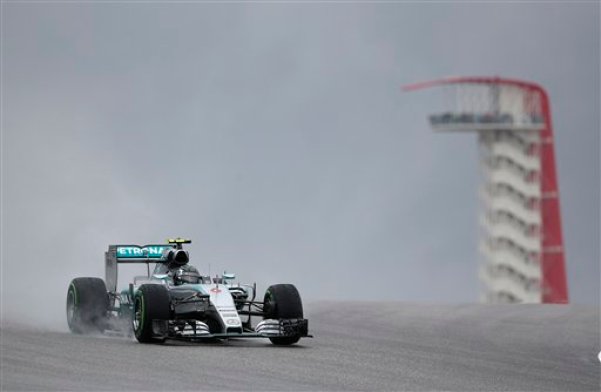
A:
[1,302,599,391]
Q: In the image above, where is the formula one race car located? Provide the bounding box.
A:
[66,238,311,345]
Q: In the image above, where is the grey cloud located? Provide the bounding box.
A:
[2,3,598,329]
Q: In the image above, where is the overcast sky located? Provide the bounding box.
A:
[2,2,599,329]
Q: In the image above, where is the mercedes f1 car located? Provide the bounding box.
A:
[66,238,311,345]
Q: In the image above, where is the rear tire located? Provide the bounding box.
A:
[263,284,303,345]
[133,284,171,343]
[66,277,109,334]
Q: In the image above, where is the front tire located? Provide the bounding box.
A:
[133,284,171,343]
[66,277,109,334]
[263,284,304,345]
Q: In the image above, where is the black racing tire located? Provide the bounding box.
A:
[66,277,109,334]
[133,284,171,343]
[263,284,303,345]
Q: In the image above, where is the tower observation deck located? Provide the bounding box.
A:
[404,77,568,304]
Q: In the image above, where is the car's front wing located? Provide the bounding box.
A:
[151,318,312,341]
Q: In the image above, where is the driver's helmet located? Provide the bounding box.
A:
[173,266,201,285]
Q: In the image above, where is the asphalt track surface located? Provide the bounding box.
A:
[1,302,599,391]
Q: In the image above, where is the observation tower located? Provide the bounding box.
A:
[404,77,568,303]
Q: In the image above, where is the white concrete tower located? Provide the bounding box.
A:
[404,77,568,304]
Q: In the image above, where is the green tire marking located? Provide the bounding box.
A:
[136,291,145,333]
[141,293,145,331]
[69,283,78,305]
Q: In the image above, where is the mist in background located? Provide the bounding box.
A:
[2,3,599,331]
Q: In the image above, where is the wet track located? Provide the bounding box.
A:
[1,302,599,391]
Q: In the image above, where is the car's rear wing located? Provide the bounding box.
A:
[105,244,175,294]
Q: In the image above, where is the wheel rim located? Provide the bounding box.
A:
[133,296,142,332]
[66,290,76,324]
[264,292,275,318]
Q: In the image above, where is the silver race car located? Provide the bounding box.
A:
[66,238,311,345]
